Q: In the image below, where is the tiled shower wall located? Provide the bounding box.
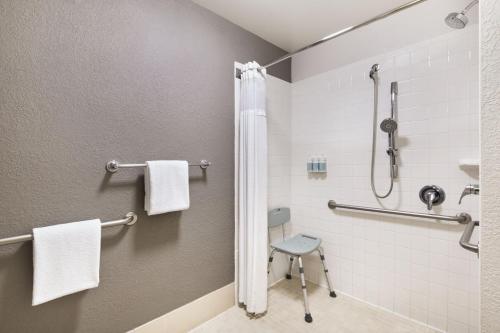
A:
[289,26,479,332]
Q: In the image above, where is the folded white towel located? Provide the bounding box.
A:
[32,219,101,306]
[145,160,190,215]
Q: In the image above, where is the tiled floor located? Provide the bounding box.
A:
[190,280,439,333]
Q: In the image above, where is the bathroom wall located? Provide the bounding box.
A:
[0,1,290,332]
[266,76,292,286]
[290,26,479,332]
[480,0,500,331]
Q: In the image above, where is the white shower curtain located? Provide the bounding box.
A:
[237,61,268,314]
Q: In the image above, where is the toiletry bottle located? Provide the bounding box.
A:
[312,157,319,172]
[319,156,326,172]
[307,158,313,173]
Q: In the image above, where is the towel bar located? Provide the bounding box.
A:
[0,212,138,246]
[105,160,211,173]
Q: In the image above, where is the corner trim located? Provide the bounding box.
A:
[131,283,234,333]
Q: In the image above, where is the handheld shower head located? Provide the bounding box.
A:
[445,0,478,29]
[380,118,398,133]
[369,64,380,80]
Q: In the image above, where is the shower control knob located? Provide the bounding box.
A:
[419,185,446,211]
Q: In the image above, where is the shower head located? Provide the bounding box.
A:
[445,12,468,29]
[380,118,398,133]
[369,64,380,80]
[445,0,478,29]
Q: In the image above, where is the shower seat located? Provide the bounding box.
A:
[267,207,336,323]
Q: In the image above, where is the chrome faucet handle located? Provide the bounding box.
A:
[459,184,479,204]
[419,185,446,211]
[424,191,437,211]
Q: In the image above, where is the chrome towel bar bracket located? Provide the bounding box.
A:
[0,212,138,246]
[328,200,471,224]
[106,160,211,173]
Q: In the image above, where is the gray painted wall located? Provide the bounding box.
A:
[0,1,290,332]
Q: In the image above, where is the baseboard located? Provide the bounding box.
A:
[334,290,446,333]
[131,283,234,333]
[268,276,285,288]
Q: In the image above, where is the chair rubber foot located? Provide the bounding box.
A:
[286,274,292,280]
[304,313,313,323]
[330,291,337,298]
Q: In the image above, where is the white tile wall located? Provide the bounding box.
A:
[289,26,479,333]
[267,76,292,286]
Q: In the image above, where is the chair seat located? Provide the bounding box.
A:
[271,234,321,255]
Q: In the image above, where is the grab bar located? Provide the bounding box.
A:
[459,220,479,253]
[106,160,211,173]
[328,200,471,224]
[0,212,138,246]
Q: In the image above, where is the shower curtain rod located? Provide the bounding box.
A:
[260,0,428,70]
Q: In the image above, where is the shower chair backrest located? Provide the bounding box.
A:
[268,207,290,228]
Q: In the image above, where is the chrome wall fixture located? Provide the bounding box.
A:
[0,212,138,246]
[369,64,399,199]
[460,220,479,253]
[106,160,211,173]
[327,200,471,224]
[328,200,480,253]
[445,0,479,29]
[419,185,446,210]
[387,81,399,178]
[459,184,480,204]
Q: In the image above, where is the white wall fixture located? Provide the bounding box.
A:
[458,158,480,167]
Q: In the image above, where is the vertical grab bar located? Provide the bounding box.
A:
[459,220,479,254]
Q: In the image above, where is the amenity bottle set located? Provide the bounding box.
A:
[307,156,327,173]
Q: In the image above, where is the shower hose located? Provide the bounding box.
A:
[370,76,394,199]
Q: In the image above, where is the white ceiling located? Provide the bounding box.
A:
[192,0,432,52]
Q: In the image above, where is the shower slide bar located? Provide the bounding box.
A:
[0,212,138,246]
[105,159,211,173]
[328,200,471,224]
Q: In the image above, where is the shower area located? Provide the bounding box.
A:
[233,0,480,332]
[290,27,479,331]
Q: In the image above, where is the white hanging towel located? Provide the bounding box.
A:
[32,219,101,306]
[145,160,190,215]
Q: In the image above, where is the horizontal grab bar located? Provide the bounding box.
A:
[0,212,138,246]
[328,200,471,224]
[459,220,479,253]
[105,160,211,173]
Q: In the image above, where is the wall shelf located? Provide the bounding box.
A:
[459,159,480,168]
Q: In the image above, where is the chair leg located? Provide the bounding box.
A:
[267,249,276,274]
[297,256,312,323]
[318,247,336,298]
[286,256,293,279]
